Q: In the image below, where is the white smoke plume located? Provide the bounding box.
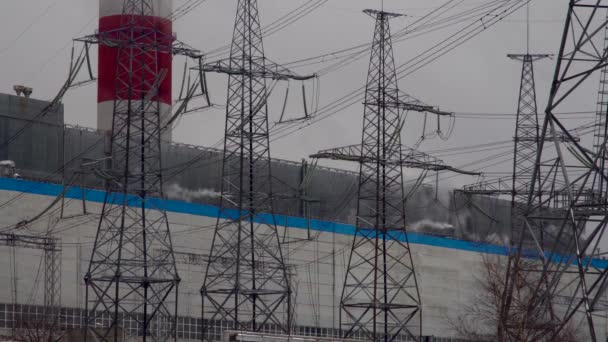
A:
[410,219,453,231]
[165,183,221,202]
[484,233,509,246]
[410,219,456,237]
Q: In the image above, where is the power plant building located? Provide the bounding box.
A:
[0,93,603,341]
[0,0,606,340]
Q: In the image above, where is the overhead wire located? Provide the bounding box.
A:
[433,145,513,158]
[0,1,59,57]
[422,140,513,153]
[312,0,506,77]
[0,1,540,243]
[283,0,462,70]
[286,0,507,76]
[26,16,97,84]
[101,0,535,191]
[169,0,211,21]
[0,44,91,152]
[204,0,329,60]
[0,136,105,229]
[0,0,219,222]
[395,0,532,78]
[420,117,598,186]
[146,0,537,205]
[27,0,208,85]
[268,0,533,143]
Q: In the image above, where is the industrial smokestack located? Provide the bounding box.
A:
[97,0,174,140]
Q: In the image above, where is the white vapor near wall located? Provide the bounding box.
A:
[165,183,221,202]
[409,219,456,237]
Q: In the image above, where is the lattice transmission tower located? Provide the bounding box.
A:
[458,59,551,201]
[452,4,563,339]
[507,53,550,225]
[79,1,199,341]
[312,9,469,342]
[0,233,61,337]
[591,11,608,204]
[43,235,62,328]
[505,2,608,341]
[495,52,564,342]
[456,17,577,342]
[199,0,314,339]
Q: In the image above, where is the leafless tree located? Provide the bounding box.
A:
[8,317,66,342]
[450,255,579,342]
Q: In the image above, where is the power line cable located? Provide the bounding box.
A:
[205,0,329,59]
[268,0,531,143]
[0,1,59,57]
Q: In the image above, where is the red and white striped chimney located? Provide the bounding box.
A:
[98,0,174,140]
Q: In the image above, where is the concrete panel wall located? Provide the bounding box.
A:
[0,91,515,244]
[0,120,516,244]
[0,94,64,179]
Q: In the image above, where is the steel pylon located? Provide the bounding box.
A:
[311,10,473,341]
[591,11,608,203]
[44,237,62,328]
[82,1,191,341]
[496,53,562,342]
[337,10,422,341]
[508,54,550,214]
[455,52,567,340]
[458,54,552,200]
[312,9,454,341]
[505,2,608,341]
[199,0,314,340]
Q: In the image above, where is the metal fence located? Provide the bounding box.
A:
[0,303,470,342]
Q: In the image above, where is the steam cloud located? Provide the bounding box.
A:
[166,183,221,202]
[410,219,456,237]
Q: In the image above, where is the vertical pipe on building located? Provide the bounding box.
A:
[60,124,66,218]
[332,229,336,336]
[77,237,82,310]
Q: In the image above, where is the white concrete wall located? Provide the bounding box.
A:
[0,188,602,340]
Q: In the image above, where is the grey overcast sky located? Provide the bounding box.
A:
[0,0,583,189]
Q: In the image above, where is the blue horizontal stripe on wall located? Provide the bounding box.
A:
[1,177,607,269]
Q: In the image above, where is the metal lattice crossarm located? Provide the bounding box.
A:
[507,53,552,62]
[311,144,479,175]
[363,9,403,19]
[456,178,514,195]
[75,30,202,58]
[457,176,604,216]
[0,233,60,251]
[200,57,315,81]
[380,90,453,116]
[514,132,575,143]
